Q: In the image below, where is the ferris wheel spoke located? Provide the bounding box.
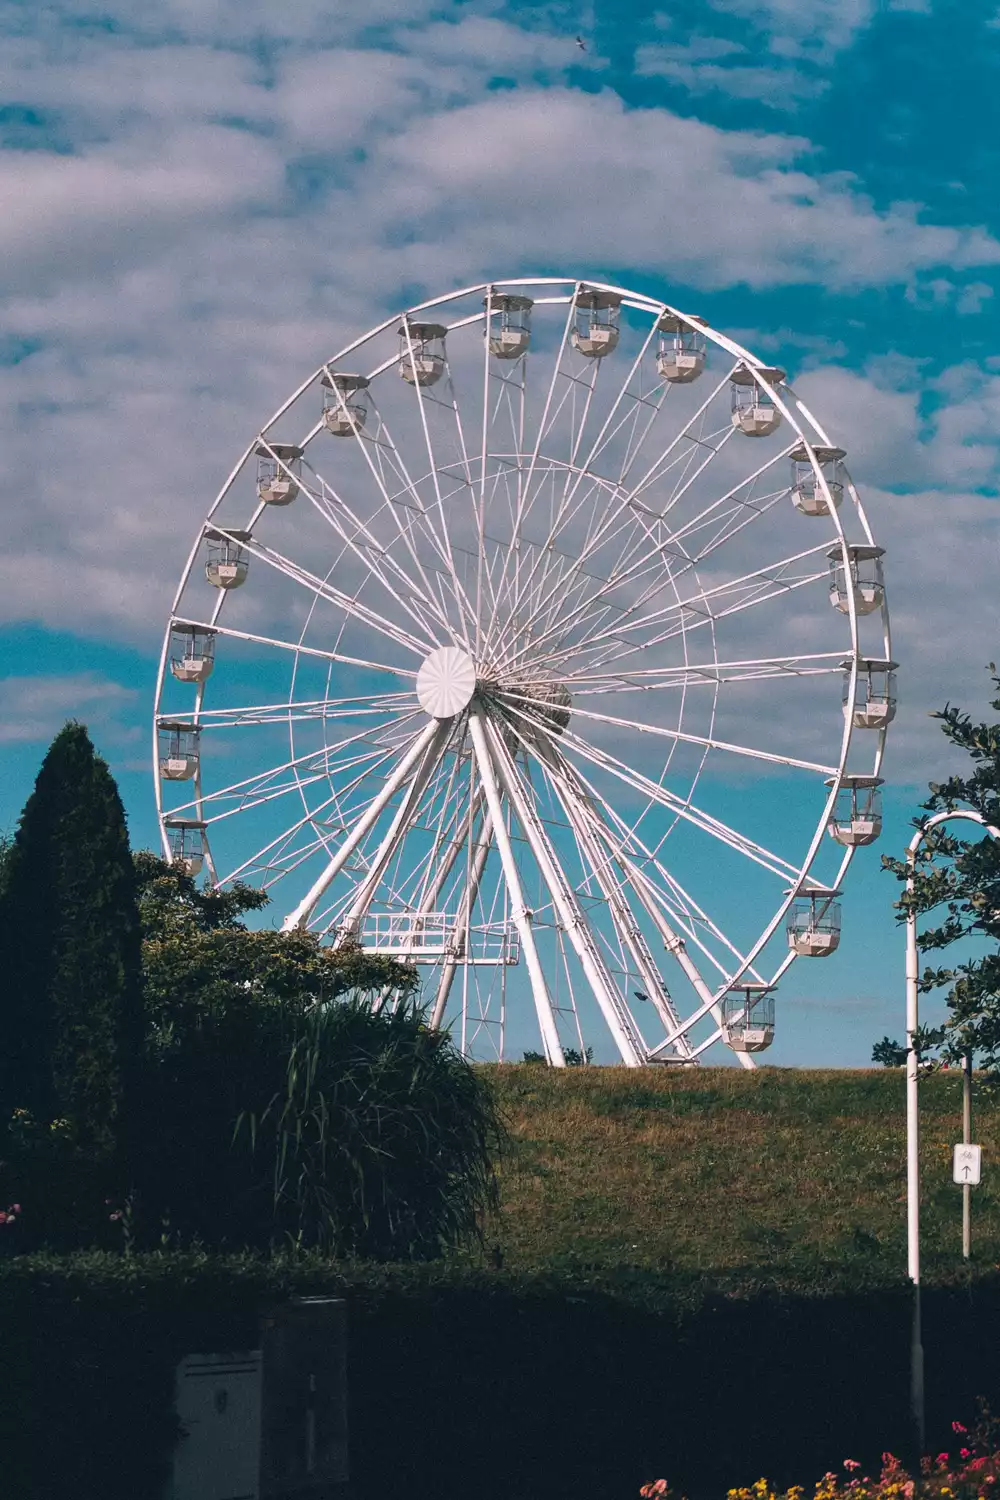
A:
[498,497,669,674]
[399,336,478,653]
[505,713,769,987]
[216,789,346,886]
[172,617,418,682]
[526,734,741,1057]
[229,533,434,658]
[540,714,801,882]
[628,365,738,502]
[539,540,832,675]
[167,691,414,731]
[488,297,580,642]
[502,312,667,632]
[165,712,420,828]
[308,411,475,648]
[294,471,460,648]
[562,652,845,694]
[508,689,836,777]
[537,756,694,1057]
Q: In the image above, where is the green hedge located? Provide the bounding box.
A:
[3,1254,1000,1500]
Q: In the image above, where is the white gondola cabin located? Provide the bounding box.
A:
[786,889,842,957]
[731,364,785,437]
[205,528,250,590]
[841,658,897,729]
[169,624,216,684]
[486,293,533,360]
[790,442,845,517]
[158,721,200,782]
[571,288,622,359]
[826,774,883,847]
[322,372,370,436]
[255,442,302,506]
[656,313,707,383]
[165,819,207,875]
[721,983,775,1053]
[828,544,885,616]
[399,322,447,387]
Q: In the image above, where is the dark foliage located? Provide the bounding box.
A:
[241,999,505,1257]
[522,1047,593,1065]
[872,1036,907,1067]
[0,723,142,1168]
[4,1253,1000,1500]
[132,856,501,1256]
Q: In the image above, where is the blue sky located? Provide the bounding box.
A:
[1,0,998,1066]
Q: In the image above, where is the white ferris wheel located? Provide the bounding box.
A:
[154,276,894,1069]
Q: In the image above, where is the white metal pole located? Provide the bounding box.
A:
[905,841,921,1285]
[903,808,1000,1456]
[483,720,644,1067]
[335,720,452,940]
[281,719,442,930]
[467,710,566,1067]
[963,1052,972,1261]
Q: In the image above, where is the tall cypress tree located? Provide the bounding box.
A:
[0,723,142,1163]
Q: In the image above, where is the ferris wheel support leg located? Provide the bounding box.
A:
[334,722,453,944]
[430,813,494,1033]
[467,711,565,1068]
[281,718,443,932]
[484,721,645,1068]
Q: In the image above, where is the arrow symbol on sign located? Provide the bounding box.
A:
[963,1165,972,1179]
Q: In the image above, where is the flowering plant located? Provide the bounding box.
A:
[641,1410,1000,1500]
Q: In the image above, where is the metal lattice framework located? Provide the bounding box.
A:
[154,276,894,1067]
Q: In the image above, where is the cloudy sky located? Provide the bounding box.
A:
[0,0,997,1065]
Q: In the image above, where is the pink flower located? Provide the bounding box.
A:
[10,1204,20,1214]
[954,1424,969,1434]
[962,1450,973,1459]
[844,1460,861,1472]
[0,1213,8,1225]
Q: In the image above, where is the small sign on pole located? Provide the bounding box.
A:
[953,1143,982,1186]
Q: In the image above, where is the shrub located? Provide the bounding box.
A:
[241,997,506,1257]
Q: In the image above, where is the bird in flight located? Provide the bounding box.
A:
[575,35,587,50]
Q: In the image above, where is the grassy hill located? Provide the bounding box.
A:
[484,1064,1000,1290]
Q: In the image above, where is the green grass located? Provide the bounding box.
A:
[482,1065,1000,1289]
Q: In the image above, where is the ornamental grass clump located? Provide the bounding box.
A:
[238,996,507,1259]
[642,1411,1000,1500]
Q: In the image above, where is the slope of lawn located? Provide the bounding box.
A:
[484,1064,1000,1290]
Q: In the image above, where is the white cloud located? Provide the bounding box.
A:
[0,673,139,745]
[0,3,995,805]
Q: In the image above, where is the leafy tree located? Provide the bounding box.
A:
[522,1047,593,1065]
[871,1036,907,1068]
[134,854,504,1254]
[0,724,142,1163]
[880,669,1000,1070]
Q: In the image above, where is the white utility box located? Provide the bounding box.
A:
[167,1350,263,1500]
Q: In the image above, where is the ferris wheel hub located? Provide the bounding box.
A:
[417,645,478,719]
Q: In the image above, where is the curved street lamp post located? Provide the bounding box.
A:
[905,809,1000,1454]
